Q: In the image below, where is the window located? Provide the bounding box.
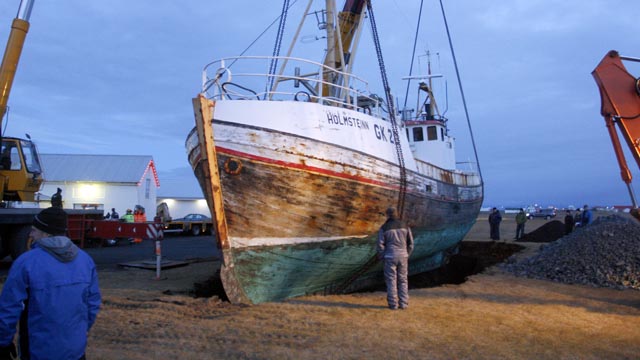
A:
[20,140,42,173]
[1,141,20,170]
[145,178,151,199]
[441,128,445,141]
[427,126,438,141]
[412,127,424,142]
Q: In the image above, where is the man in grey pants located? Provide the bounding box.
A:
[377,207,414,310]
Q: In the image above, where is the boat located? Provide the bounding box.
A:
[186,0,483,304]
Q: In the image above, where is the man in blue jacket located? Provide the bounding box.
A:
[0,207,101,360]
[377,207,414,310]
[582,204,593,226]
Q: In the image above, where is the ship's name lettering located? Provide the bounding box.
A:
[326,112,369,130]
[374,124,396,144]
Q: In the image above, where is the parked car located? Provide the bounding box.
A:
[528,208,557,220]
[164,213,213,236]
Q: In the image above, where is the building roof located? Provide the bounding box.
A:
[40,154,160,186]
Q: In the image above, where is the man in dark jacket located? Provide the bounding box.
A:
[50,187,62,208]
[377,207,414,310]
[564,210,575,235]
[514,208,527,240]
[488,207,502,240]
[0,207,101,360]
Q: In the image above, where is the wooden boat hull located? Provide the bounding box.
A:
[187,98,482,303]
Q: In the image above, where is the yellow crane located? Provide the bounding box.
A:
[0,0,43,203]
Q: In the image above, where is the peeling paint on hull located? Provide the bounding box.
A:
[187,111,483,304]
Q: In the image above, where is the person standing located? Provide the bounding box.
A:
[50,187,63,208]
[131,206,147,244]
[110,208,119,220]
[574,208,582,227]
[564,210,575,235]
[582,205,593,226]
[514,208,527,240]
[0,207,101,359]
[488,207,502,241]
[122,209,134,223]
[377,207,414,310]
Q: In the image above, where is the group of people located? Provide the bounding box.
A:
[488,204,594,241]
[563,205,593,235]
[104,206,145,223]
[104,207,146,244]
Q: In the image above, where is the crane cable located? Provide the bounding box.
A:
[402,0,425,112]
[438,0,483,183]
[265,0,291,99]
[366,0,407,218]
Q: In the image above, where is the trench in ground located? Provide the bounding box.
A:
[190,241,525,300]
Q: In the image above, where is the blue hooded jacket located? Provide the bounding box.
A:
[0,236,101,360]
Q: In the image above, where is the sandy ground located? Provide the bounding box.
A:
[9,213,640,359]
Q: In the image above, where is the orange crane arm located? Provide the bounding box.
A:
[592,50,640,207]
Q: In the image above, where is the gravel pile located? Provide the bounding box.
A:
[503,214,640,290]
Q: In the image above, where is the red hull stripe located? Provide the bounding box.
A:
[217,146,398,190]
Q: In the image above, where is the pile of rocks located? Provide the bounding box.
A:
[503,214,640,290]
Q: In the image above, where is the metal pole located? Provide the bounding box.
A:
[17,0,35,21]
[626,183,638,208]
[155,238,161,280]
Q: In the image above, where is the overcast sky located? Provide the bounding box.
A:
[0,0,638,208]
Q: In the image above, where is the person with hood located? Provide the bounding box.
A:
[0,207,101,360]
[377,207,414,310]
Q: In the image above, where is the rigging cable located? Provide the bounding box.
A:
[402,0,425,113]
[438,0,483,183]
[265,0,291,99]
[366,0,407,218]
[209,0,299,88]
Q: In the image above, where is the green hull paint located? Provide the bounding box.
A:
[226,220,476,304]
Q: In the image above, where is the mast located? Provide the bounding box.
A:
[321,0,366,98]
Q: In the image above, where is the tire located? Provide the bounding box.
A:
[191,225,201,236]
[545,216,550,220]
[10,225,32,260]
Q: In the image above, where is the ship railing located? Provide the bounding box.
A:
[414,158,482,186]
[201,56,386,117]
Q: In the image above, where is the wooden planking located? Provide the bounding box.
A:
[193,95,252,304]
[192,95,229,250]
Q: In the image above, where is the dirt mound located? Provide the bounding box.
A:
[518,220,565,242]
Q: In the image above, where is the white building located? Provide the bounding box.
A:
[39,154,160,216]
[155,169,211,219]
